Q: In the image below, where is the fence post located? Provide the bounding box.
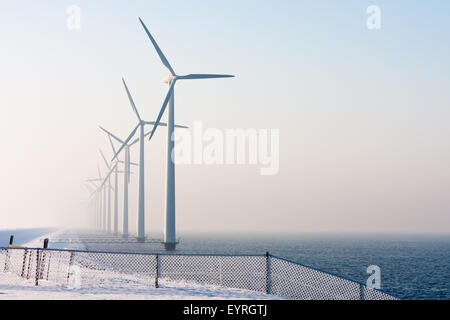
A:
[155,254,159,288]
[359,284,365,300]
[3,249,9,272]
[66,252,73,287]
[39,252,46,280]
[26,251,32,279]
[265,251,271,294]
[34,250,40,286]
[21,249,28,278]
[3,235,13,272]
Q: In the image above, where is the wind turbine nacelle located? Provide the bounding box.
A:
[163,75,177,84]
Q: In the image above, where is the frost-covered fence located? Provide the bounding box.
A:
[0,247,398,300]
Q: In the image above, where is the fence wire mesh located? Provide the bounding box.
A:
[0,247,398,300]
[270,256,361,300]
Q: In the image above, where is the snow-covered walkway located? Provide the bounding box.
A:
[0,279,284,300]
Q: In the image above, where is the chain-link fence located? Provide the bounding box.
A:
[0,247,398,300]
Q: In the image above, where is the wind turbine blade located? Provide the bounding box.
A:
[99,126,125,144]
[100,168,113,189]
[144,121,167,127]
[128,137,140,147]
[143,122,188,136]
[99,149,110,169]
[178,74,235,80]
[143,128,159,140]
[99,162,118,189]
[89,181,99,190]
[148,80,175,141]
[108,135,117,155]
[112,123,140,161]
[122,78,142,122]
[85,183,95,194]
[138,17,176,76]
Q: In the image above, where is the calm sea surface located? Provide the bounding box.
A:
[175,232,450,300]
[1,229,449,300]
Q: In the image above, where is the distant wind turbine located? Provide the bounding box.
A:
[138,17,234,250]
[84,183,99,228]
[112,78,187,242]
[99,126,139,238]
[86,166,108,231]
[99,149,113,233]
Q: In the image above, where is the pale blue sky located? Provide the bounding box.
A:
[0,1,449,233]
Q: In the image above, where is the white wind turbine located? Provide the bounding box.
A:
[138,17,234,250]
[85,181,98,228]
[100,125,173,238]
[84,183,99,228]
[100,135,135,235]
[99,149,113,233]
[99,126,139,238]
[93,158,130,233]
[86,166,108,231]
[112,78,187,242]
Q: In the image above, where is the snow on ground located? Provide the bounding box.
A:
[0,283,283,300]
[0,272,284,300]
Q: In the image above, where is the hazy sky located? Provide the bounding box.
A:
[0,0,449,233]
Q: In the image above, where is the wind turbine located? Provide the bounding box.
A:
[99,149,113,233]
[95,162,124,234]
[85,181,98,227]
[97,163,113,232]
[99,126,139,238]
[107,135,120,235]
[101,136,125,236]
[112,78,187,242]
[86,166,106,231]
[138,17,235,250]
[84,183,98,228]
[101,121,181,238]
[87,183,104,230]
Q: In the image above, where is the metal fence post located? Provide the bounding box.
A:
[66,252,73,287]
[3,236,13,272]
[265,251,271,294]
[155,254,159,288]
[21,249,28,278]
[26,251,32,279]
[359,284,365,300]
[39,251,46,280]
[3,249,9,272]
[35,250,40,286]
